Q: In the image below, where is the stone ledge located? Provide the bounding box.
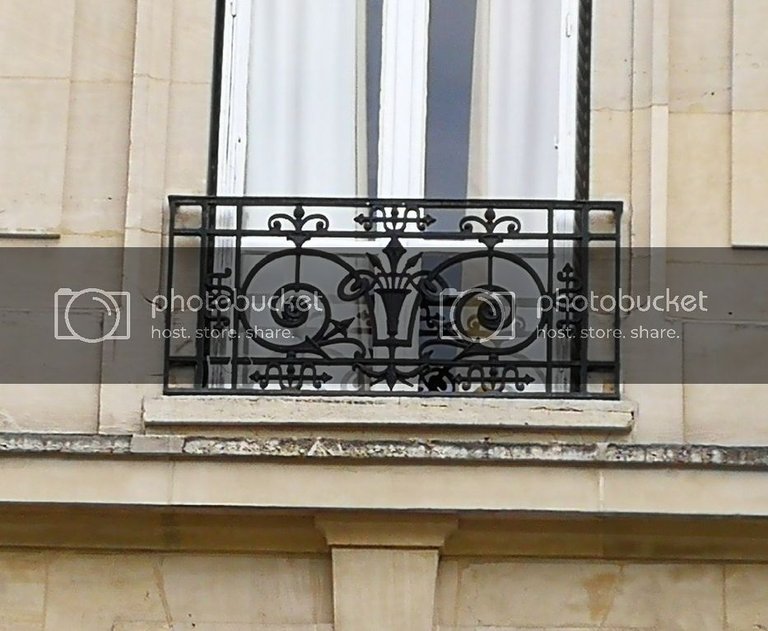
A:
[0,433,132,455]
[1,433,768,469]
[0,230,61,240]
[2,450,768,517]
[143,395,635,433]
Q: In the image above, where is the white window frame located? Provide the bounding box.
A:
[217,0,251,198]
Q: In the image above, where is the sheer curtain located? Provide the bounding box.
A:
[467,0,575,392]
[233,1,365,390]
[245,0,360,198]
[468,0,565,201]
[239,0,571,202]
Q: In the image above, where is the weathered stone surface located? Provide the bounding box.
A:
[0,551,332,630]
[142,395,636,432]
[4,432,768,470]
[437,560,725,630]
[1,433,768,471]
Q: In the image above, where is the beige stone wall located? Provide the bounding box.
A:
[436,558,768,630]
[0,550,333,630]
[3,548,768,630]
[0,0,214,434]
[591,0,768,445]
[0,1,767,437]
[0,0,138,242]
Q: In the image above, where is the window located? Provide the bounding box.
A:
[212,0,591,203]
[163,0,621,398]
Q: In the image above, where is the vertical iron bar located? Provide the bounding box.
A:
[545,204,554,394]
[207,0,227,195]
[578,204,590,392]
[230,201,243,389]
[573,0,594,389]
[575,0,593,200]
[613,202,622,395]
[195,202,213,388]
[163,199,177,392]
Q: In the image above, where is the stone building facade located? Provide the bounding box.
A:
[1,0,768,629]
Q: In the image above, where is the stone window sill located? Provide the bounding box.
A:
[143,395,635,433]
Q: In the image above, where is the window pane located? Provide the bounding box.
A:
[425,0,477,198]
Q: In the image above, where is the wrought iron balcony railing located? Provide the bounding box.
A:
[164,197,622,398]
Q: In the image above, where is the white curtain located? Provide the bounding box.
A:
[242,0,571,201]
[469,0,565,200]
[467,0,575,392]
[245,0,359,198]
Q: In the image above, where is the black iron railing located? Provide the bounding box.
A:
[164,197,622,398]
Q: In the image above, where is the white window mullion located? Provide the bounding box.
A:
[557,0,579,202]
[554,0,581,392]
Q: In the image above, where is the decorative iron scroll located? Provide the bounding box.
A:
[165,197,621,398]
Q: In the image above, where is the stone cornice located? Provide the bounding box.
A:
[1,433,768,470]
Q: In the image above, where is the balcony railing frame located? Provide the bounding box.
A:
[164,196,622,399]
